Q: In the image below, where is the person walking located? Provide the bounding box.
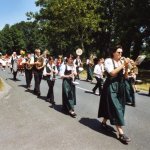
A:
[98,45,131,143]
[59,54,77,118]
[21,53,33,90]
[92,58,104,95]
[30,49,45,97]
[43,56,58,106]
[86,57,94,82]
[11,52,18,81]
[73,55,82,80]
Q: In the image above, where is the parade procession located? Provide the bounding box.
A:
[0,0,150,150]
[0,45,148,146]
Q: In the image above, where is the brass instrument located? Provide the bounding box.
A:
[25,58,33,70]
[121,57,138,75]
[35,49,50,70]
[35,56,44,70]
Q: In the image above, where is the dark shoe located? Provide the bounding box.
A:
[131,104,136,107]
[27,86,31,90]
[37,92,41,97]
[50,102,55,108]
[92,89,96,94]
[69,111,77,118]
[50,99,55,104]
[119,134,131,143]
[33,89,37,94]
[51,101,55,106]
[45,98,50,102]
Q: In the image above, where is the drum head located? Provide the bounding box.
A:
[76,48,83,56]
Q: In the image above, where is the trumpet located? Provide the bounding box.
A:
[25,58,33,70]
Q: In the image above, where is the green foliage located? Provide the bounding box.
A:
[0,21,50,54]
[32,0,103,56]
[0,0,149,59]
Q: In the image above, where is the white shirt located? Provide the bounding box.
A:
[0,58,6,66]
[73,58,82,67]
[59,64,77,77]
[43,63,58,76]
[105,58,123,73]
[94,64,104,78]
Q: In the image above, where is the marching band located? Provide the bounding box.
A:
[0,46,146,144]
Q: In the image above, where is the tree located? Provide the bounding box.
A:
[0,24,14,54]
[28,0,103,56]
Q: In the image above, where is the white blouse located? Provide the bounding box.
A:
[59,64,77,77]
[105,58,123,73]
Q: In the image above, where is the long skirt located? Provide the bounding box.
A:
[98,77,126,126]
[62,79,76,112]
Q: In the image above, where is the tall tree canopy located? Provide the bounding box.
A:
[0,0,149,59]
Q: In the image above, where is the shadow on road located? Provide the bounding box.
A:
[18,84,27,88]
[51,104,70,116]
[7,78,21,81]
[137,92,150,97]
[79,117,117,140]
[37,95,47,101]
[84,90,99,96]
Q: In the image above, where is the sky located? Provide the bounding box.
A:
[0,0,39,30]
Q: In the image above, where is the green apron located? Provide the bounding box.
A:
[98,60,126,126]
[62,66,76,112]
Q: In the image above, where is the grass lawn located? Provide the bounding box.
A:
[136,83,150,91]
[136,69,150,91]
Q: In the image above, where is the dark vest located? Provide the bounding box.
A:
[43,64,56,80]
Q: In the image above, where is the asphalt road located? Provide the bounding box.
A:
[0,69,150,150]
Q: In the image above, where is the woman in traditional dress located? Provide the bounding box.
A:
[59,54,77,118]
[11,52,18,80]
[43,56,58,106]
[98,45,131,143]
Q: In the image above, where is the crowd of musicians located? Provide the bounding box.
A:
[0,45,140,144]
